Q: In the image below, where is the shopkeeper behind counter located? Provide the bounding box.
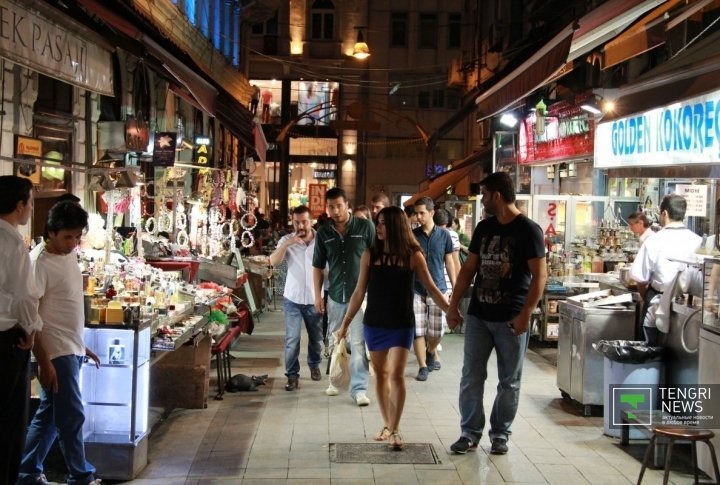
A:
[629,194,702,345]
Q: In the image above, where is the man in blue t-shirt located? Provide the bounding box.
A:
[446,172,547,456]
[411,197,455,382]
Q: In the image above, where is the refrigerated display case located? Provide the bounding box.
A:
[81,321,151,480]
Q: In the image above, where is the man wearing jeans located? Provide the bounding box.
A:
[269,205,323,391]
[446,172,546,455]
[313,187,375,406]
[0,176,41,485]
[18,201,101,485]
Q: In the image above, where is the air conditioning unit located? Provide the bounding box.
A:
[448,58,465,88]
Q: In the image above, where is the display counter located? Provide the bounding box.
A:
[145,258,200,282]
[537,277,600,342]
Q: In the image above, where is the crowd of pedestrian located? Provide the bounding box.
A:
[268,172,547,455]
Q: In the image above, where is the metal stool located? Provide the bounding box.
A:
[637,426,720,485]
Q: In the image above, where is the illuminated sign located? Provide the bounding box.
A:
[596,89,720,168]
[309,184,327,218]
[313,170,336,179]
[193,135,213,167]
[15,135,42,184]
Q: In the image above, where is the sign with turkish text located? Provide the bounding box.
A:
[675,184,708,217]
[308,184,327,218]
[596,89,720,168]
[152,132,177,167]
[0,0,113,95]
[15,135,42,184]
[193,136,213,168]
[518,115,594,164]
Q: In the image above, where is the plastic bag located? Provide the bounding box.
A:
[329,335,350,390]
[593,340,664,364]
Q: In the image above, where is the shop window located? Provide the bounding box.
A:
[311,0,335,40]
[446,91,460,110]
[35,74,72,115]
[432,90,445,108]
[252,12,278,35]
[390,12,408,47]
[418,91,430,109]
[418,13,438,49]
[447,13,462,49]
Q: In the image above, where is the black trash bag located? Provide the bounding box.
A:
[592,340,664,364]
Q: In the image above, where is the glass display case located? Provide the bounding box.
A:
[81,321,151,480]
[702,257,720,334]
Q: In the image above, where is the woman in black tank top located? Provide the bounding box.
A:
[338,206,450,450]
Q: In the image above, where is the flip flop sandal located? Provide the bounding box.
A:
[389,431,404,450]
[374,427,391,441]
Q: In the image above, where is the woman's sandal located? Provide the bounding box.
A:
[374,426,391,441]
[388,430,404,450]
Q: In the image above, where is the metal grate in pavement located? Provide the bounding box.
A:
[330,442,440,464]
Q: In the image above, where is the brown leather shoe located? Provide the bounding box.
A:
[285,378,298,391]
[310,367,321,381]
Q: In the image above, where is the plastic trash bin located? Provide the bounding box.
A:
[593,340,664,439]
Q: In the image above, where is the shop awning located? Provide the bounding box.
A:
[426,25,574,149]
[77,0,255,149]
[139,34,218,117]
[603,0,703,69]
[427,0,669,148]
[567,0,668,63]
[403,165,475,207]
[403,151,491,207]
[601,29,720,120]
[474,24,574,122]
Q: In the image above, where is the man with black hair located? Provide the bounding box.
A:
[411,197,454,382]
[0,176,41,485]
[447,172,546,456]
[313,187,375,405]
[18,201,101,485]
[55,193,81,205]
[269,205,324,391]
[630,194,702,344]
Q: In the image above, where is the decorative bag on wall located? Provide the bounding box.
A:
[125,116,149,153]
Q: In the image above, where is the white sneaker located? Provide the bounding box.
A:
[355,393,370,406]
[89,480,102,485]
[326,384,339,396]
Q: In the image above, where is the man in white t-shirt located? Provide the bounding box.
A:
[18,201,101,485]
[269,205,324,391]
[630,194,702,344]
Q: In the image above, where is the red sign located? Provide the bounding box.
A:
[309,184,327,218]
[518,116,595,164]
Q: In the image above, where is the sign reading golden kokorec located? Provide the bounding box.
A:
[0,0,113,95]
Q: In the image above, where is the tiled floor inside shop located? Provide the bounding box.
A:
[106,299,703,484]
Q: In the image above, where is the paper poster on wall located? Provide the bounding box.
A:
[15,135,42,184]
[675,185,707,217]
[308,184,327,218]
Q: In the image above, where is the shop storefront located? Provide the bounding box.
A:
[250,78,342,222]
[0,0,114,239]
